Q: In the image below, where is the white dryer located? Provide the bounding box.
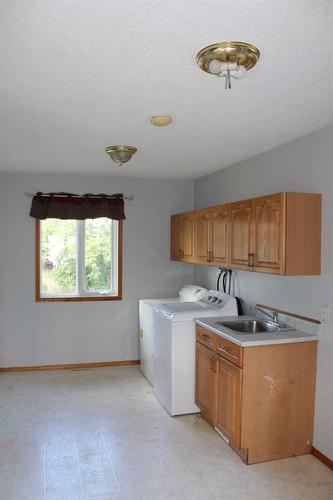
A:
[139,285,207,384]
[153,291,238,416]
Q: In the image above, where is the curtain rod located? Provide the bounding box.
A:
[24,191,134,201]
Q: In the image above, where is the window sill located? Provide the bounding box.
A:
[36,295,122,302]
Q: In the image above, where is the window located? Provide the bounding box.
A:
[35,218,122,301]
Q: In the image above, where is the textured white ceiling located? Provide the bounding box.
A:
[1,0,332,179]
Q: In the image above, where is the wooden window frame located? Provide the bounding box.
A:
[35,218,122,302]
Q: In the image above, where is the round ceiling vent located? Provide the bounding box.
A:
[150,115,172,127]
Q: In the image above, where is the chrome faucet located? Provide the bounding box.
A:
[255,305,279,325]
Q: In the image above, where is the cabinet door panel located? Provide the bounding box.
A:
[215,356,242,448]
[181,213,195,262]
[253,194,285,274]
[195,210,210,264]
[170,214,183,261]
[210,205,230,266]
[229,200,253,269]
[170,213,195,263]
[195,342,216,424]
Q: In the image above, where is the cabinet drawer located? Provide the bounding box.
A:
[196,325,217,350]
[216,336,243,367]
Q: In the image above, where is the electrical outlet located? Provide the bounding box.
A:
[321,304,330,324]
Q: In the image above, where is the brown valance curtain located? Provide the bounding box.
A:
[30,192,126,220]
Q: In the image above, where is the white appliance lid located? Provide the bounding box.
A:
[155,293,238,321]
[157,302,211,315]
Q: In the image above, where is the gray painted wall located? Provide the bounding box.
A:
[0,172,194,367]
[194,124,333,460]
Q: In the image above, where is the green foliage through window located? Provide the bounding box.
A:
[85,219,112,291]
[40,218,115,295]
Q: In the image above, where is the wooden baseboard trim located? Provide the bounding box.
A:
[311,446,333,470]
[0,360,140,373]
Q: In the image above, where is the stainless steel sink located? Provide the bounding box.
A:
[215,319,295,334]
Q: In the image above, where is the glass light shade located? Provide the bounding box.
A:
[105,145,137,166]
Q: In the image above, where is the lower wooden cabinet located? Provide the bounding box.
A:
[215,356,242,449]
[195,342,242,448]
[195,341,216,424]
[195,325,318,464]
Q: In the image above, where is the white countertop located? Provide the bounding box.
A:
[195,315,318,347]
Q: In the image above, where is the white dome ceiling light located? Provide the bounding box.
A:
[196,41,260,89]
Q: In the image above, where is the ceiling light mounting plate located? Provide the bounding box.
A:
[196,41,260,75]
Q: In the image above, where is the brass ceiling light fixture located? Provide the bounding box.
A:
[105,145,138,166]
[196,41,260,89]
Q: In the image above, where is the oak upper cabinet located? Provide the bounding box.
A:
[215,356,242,448]
[170,212,195,263]
[171,192,321,275]
[229,195,284,273]
[181,212,195,263]
[283,192,321,275]
[210,205,230,266]
[229,192,321,275]
[170,214,182,261]
[195,341,216,425]
[252,194,285,274]
[194,205,230,266]
[194,209,210,264]
[229,200,253,269]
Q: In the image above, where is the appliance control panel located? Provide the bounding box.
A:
[200,290,227,308]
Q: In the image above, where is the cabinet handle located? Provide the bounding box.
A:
[207,250,212,262]
[218,347,238,360]
[248,253,255,267]
[200,333,213,345]
[140,329,143,338]
[200,333,212,345]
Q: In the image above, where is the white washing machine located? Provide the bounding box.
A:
[153,291,238,416]
[139,285,207,384]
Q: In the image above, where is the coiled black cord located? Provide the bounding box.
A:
[217,267,233,294]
